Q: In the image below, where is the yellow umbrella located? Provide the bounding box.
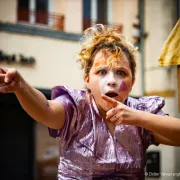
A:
[158,19,180,66]
[158,19,180,111]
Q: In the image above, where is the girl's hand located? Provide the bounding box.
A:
[0,67,22,93]
[101,94,140,126]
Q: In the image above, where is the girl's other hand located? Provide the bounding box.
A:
[0,67,22,93]
[101,94,139,126]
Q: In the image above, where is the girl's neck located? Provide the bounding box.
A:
[98,107,107,120]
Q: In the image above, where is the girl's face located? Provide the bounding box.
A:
[85,49,135,111]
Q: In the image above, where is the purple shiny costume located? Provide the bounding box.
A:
[49,86,166,180]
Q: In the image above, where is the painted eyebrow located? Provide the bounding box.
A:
[96,66,129,72]
[94,66,109,71]
[93,64,130,74]
[94,66,129,72]
[115,67,129,72]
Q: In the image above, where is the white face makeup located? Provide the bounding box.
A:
[98,66,128,96]
[87,49,134,105]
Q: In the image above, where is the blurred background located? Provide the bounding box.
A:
[0,0,180,180]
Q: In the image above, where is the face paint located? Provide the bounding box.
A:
[99,68,123,95]
[95,59,123,69]
[99,72,110,95]
[88,50,134,106]
[94,60,107,68]
[119,81,127,91]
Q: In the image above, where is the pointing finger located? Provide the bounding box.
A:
[101,94,117,107]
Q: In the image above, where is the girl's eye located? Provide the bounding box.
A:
[98,69,107,75]
[117,70,126,76]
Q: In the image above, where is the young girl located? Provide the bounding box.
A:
[0,24,180,179]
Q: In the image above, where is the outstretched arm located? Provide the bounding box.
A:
[0,67,65,129]
[137,112,180,146]
[101,94,180,146]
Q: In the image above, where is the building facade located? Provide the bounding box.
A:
[0,0,180,179]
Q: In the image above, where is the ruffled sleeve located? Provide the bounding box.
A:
[135,96,167,149]
[137,96,165,114]
[48,86,86,142]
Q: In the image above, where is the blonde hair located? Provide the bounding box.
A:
[77,24,137,77]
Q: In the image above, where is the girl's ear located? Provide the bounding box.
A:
[84,74,90,89]
[132,76,135,86]
[84,74,89,83]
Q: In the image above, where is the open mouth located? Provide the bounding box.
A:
[105,92,118,98]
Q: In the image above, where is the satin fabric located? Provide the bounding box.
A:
[49,86,166,180]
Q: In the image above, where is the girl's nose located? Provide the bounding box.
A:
[106,72,117,87]
[107,79,117,87]
[107,81,116,87]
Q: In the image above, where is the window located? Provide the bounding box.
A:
[18,0,48,24]
[83,0,122,32]
[83,0,107,31]
[97,0,107,24]
[83,0,91,30]
[17,0,29,22]
[36,0,48,24]
[17,0,64,31]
